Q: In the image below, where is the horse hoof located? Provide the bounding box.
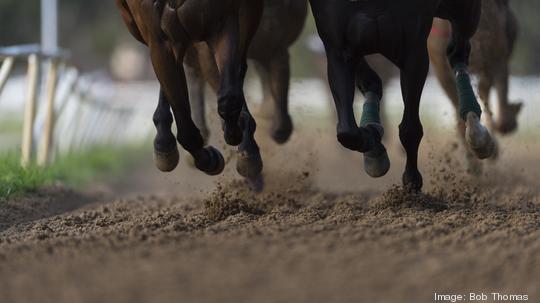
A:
[465,112,495,159]
[197,146,225,176]
[246,174,265,193]
[364,144,390,178]
[154,148,179,172]
[271,116,293,145]
[223,125,243,146]
[402,170,423,192]
[236,151,263,179]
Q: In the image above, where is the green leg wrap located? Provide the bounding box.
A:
[360,92,381,127]
[455,63,482,121]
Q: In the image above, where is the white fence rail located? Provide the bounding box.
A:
[0,44,151,168]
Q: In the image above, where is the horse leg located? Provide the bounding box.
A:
[267,50,293,144]
[185,64,210,144]
[494,66,522,134]
[326,48,386,178]
[149,41,224,176]
[236,2,265,190]
[326,48,362,151]
[153,89,179,172]
[478,77,500,160]
[399,46,429,191]
[254,62,275,119]
[209,17,246,146]
[210,4,264,189]
[446,1,495,159]
[356,58,390,178]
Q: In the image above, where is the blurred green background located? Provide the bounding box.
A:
[1,0,539,75]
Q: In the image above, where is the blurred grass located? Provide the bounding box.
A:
[0,146,144,198]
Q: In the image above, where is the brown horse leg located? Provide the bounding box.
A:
[209,17,246,146]
[267,50,293,144]
[185,64,210,144]
[494,66,522,134]
[254,62,275,119]
[210,3,264,189]
[149,41,224,176]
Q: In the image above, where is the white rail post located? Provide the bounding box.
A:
[21,54,40,168]
[0,56,15,99]
[37,59,59,166]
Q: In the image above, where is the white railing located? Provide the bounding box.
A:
[0,44,148,168]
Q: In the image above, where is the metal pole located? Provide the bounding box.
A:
[41,0,58,54]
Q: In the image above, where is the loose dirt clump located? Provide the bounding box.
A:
[204,181,265,221]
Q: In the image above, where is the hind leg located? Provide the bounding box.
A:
[255,62,275,119]
[356,58,390,178]
[263,50,294,144]
[493,66,522,135]
[445,0,495,159]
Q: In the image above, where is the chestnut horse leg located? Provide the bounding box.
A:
[149,41,224,176]
[259,50,294,144]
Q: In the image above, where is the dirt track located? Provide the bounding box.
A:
[1,121,539,303]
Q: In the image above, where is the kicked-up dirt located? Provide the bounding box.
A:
[0,121,539,303]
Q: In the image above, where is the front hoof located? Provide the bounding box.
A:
[223,125,243,146]
[154,148,179,172]
[271,116,293,144]
[236,151,263,180]
[196,146,225,176]
[364,144,390,178]
[402,170,423,192]
[465,112,495,159]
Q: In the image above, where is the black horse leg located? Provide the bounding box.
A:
[399,46,429,191]
[326,48,389,177]
[326,48,364,151]
[153,89,179,172]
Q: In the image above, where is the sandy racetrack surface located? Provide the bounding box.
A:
[1,120,539,303]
